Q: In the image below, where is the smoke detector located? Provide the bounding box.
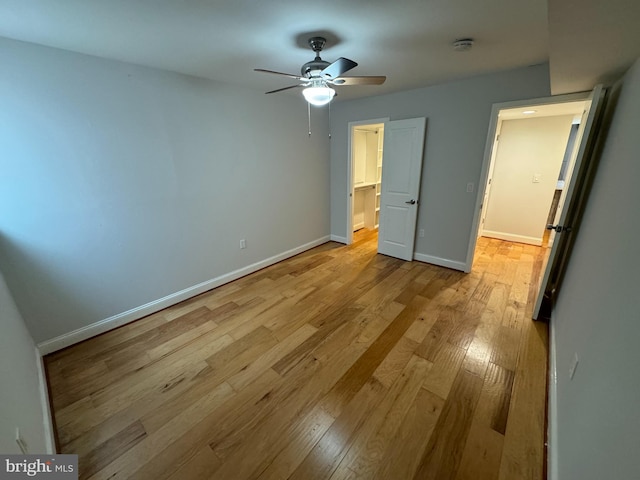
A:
[452,38,474,52]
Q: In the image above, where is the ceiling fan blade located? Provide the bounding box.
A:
[332,76,387,86]
[254,68,304,81]
[320,57,358,79]
[265,84,303,94]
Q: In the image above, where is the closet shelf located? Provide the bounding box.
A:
[354,182,377,190]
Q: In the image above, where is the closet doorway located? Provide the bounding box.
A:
[346,118,387,245]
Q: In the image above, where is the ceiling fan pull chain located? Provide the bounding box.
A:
[308,101,312,137]
[328,101,332,139]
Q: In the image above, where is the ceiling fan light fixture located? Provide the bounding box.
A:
[302,85,336,106]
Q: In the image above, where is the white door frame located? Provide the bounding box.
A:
[478,120,502,238]
[346,117,389,245]
[463,92,592,272]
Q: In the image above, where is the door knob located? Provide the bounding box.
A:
[546,224,572,233]
[405,199,416,205]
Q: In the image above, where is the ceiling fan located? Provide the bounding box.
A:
[254,37,386,106]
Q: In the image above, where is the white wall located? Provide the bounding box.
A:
[550,57,640,479]
[483,115,573,245]
[365,131,379,183]
[353,130,367,185]
[0,37,330,345]
[330,64,551,267]
[0,269,52,454]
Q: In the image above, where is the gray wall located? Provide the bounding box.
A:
[0,37,330,343]
[330,64,551,265]
[551,57,640,479]
[0,269,52,453]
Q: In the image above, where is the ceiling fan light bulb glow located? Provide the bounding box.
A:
[302,86,336,106]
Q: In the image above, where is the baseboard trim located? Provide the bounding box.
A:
[330,235,348,244]
[37,235,330,355]
[35,347,56,453]
[547,318,558,480]
[482,230,542,246]
[413,253,467,272]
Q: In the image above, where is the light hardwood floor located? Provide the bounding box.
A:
[45,230,549,480]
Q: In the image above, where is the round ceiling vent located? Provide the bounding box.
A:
[452,38,474,52]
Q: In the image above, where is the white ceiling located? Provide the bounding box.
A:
[0,0,638,100]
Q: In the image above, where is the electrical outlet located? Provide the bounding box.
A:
[16,428,28,454]
[239,239,246,249]
[466,182,474,193]
[419,229,425,237]
[569,353,579,380]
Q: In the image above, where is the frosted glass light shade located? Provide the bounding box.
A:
[302,86,336,106]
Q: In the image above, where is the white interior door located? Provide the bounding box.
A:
[533,85,606,319]
[377,117,426,260]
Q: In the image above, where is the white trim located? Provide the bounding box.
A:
[37,236,330,355]
[35,347,56,453]
[330,235,348,244]
[413,252,467,272]
[346,117,389,246]
[481,230,542,246]
[548,318,559,480]
[464,91,594,272]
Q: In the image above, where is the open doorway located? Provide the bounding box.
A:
[346,117,427,260]
[465,86,606,320]
[477,101,587,250]
[346,118,387,245]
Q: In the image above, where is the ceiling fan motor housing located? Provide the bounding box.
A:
[302,37,330,77]
[301,59,331,77]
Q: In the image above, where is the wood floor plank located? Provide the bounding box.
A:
[78,420,147,480]
[421,341,467,399]
[455,421,504,480]
[208,331,376,478]
[255,405,336,480]
[318,294,426,418]
[87,381,236,480]
[111,371,280,480]
[164,445,221,480]
[412,369,484,480]
[227,323,318,391]
[206,320,376,470]
[372,387,444,480]
[288,378,387,480]
[372,335,420,388]
[272,305,366,376]
[45,230,549,480]
[460,308,504,378]
[334,355,433,479]
[498,320,548,480]
[415,306,459,362]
